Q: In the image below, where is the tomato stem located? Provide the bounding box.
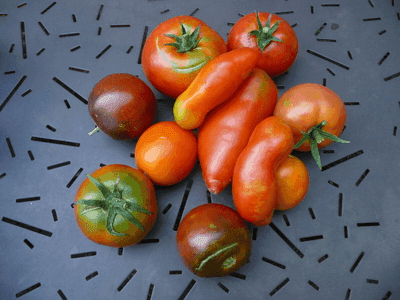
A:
[249,12,283,51]
[164,23,202,53]
[195,242,238,272]
[88,127,100,136]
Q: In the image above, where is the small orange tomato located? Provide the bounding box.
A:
[134,121,197,186]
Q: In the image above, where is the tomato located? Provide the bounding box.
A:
[227,12,299,77]
[176,203,251,277]
[173,48,260,130]
[273,83,349,169]
[198,68,278,195]
[232,116,309,226]
[142,16,227,99]
[134,121,197,186]
[73,164,158,247]
[88,73,157,140]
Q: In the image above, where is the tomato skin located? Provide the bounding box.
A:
[198,68,278,195]
[176,203,251,277]
[174,48,260,130]
[88,74,157,140]
[273,83,347,151]
[142,16,227,99]
[74,164,158,247]
[232,116,309,226]
[135,121,197,186]
[227,12,299,77]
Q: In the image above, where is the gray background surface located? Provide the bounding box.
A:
[1,0,400,299]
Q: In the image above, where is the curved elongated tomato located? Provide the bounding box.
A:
[176,203,251,277]
[174,48,260,130]
[142,16,227,98]
[227,12,298,77]
[232,116,309,226]
[198,68,278,195]
[74,164,158,247]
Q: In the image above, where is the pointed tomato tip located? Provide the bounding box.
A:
[206,179,225,195]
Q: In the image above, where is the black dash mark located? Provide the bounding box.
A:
[20,22,27,59]
[64,99,71,109]
[311,6,314,14]
[308,208,316,219]
[6,138,15,157]
[384,72,400,82]
[47,161,71,170]
[96,4,104,20]
[31,136,80,147]
[38,22,50,35]
[366,279,379,284]
[379,30,387,35]
[66,167,83,188]
[217,282,229,293]
[18,3,28,8]
[162,203,172,214]
[344,226,348,238]
[189,8,199,16]
[347,51,353,59]
[368,0,374,7]
[321,150,364,171]
[69,67,89,73]
[28,150,34,160]
[160,9,170,14]
[230,272,246,280]
[118,247,123,255]
[269,278,290,296]
[0,173,6,180]
[398,12,400,20]
[323,78,327,86]
[52,209,58,221]
[127,45,134,54]
[328,180,339,187]
[207,190,212,203]
[98,27,102,35]
[0,75,27,112]
[344,102,359,105]
[317,38,337,42]
[274,11,295,15]
[393,126,397,136]
[4,71,16,75]
[59,33,80,38]
[41,1,56,14]
[318,254,329,263]
[382,291,392,300]
[283,214,290,226]
[52,77,87,104]
[345,289,352,300]
[71,251,96,258]
[321,3,340,6]
[315,23,327,35]
[96,44,112,59]
[130,152,135,158]
[252,227,258,240]
[173,179,194,231]
[291,23,298,28]
[72,14,77,22]
[355,169,370,186]
[70,45,81,52]
[147,284,155,300]
[86,271,98,281]
[99,163,106,167]
[16,196,40,203]
[363,17,381,21]
[2,217,53,237]
[36,48,45,56]
[308,280,319,290]
[138,26,148,64]
[24,239,34,249]
[46,124,56,132]
[227,22,235,26]
[117,269,137,291]
[269,222,304,258]
[169,270,182,275]
[350,251,365,273]
[338,193,343,216]
[21,89,32,97]
[327,68,335,76]
[178,279,196,300]
[139,239,159,244]
[277,85,285,90]
[110,24,130,28]
[299,235,323,242]
[238,13,245,17]
[307,49,350,70]
[57,290,67,300]
[262,257,286,269]
[378,52,390,65]
[357,222,380,227]
[323,149,334,153]
[16,282,41,298]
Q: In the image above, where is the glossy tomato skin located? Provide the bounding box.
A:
[134,121,197,186]
[198,68,278,195]
[176,203,251,277]
[88,73,157,140]
[227,12,298,77]
[74,164,158,247]
[142,16,227,99]
[273,83,347,151]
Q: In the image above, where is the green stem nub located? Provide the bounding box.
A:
[164,23,201,53]
[249,11,283,51]
[88,127,100,136]
[195,242,238,272]
[294,120,350,170]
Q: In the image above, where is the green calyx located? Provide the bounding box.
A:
[249,11,283,51]
[195,242,238,272]
[294,120,350,170]
[164,23,201,53]
[73,174,152,236]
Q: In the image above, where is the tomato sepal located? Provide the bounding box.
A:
[164,23,202,53]
[249,12,283,51]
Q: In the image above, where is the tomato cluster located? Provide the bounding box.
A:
[74,12,350,278]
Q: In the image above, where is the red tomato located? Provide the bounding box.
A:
[142,16,227,98]
[227,12,299,77]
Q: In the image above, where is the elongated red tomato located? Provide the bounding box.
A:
[232,116,309,226]
[198,68,278,195]
[173,48,260,130]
